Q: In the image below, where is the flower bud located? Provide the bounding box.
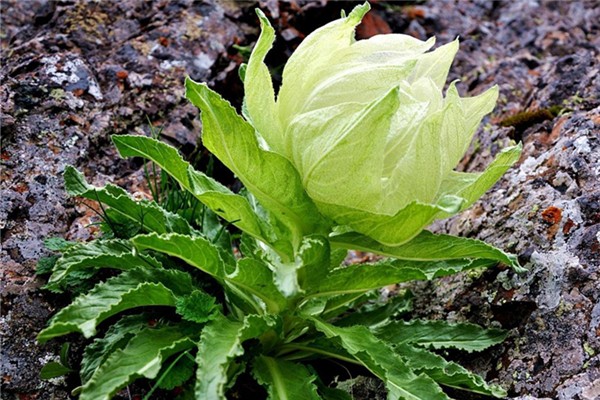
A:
[243,2,520,246]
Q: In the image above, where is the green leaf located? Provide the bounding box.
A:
[64,165,193,235]
[227,258,288,314]
[330,248,348,270]
[132,232,226,278]
[185,78,329,250]
[112,135,272,251]
[331,229,522,272]
[79,324,196,400]
[187,167,273,249]
[243,9,281,154]
[36,255,59,275]
[311,319,449,400]
[335,290,413,328]
[155,351,195,390]
[175,290,220,324]
[393,343,507,397]
[252,356,320,400]
[308,258,491,299]
[112,135,190,188]
[80,315,148,384]
[296,235,331,293]
[45,239,161,292]
[40,361,72,379]
[38,268,193,342]
[439,144,523,216]
[319,292,377,320]
[373,319,507,353]
[311,368,353,400]
[44,237,75,251]
[195,314,278,399]
[324,195,465,247]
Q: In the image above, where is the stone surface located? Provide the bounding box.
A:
[1,0,599,399]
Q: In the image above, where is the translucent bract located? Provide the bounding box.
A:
[242,2,520,246]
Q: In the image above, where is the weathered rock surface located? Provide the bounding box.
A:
[1,0,598,399]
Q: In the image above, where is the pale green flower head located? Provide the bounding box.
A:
[242,2,521,246]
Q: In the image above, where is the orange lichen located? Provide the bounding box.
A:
[562,218,576,235]
[158,36,170,47]
[541,206,562,225]
[405,6,426,19]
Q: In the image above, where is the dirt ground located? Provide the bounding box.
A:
[1,1,599,399]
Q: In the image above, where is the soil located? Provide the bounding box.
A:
[1,1,599,399]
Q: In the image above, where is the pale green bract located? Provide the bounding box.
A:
[239,2,521,246]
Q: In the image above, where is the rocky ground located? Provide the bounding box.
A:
[1,1,599,399]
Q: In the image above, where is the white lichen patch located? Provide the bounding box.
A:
[159,59,186,70]
[41,55,103,101]
[573,135,591,154]
[194,53,215,71]
[514,153,549,183]
[127,72,153,88]
[530,249,581,310]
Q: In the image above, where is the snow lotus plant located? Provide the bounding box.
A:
[39,3,522,400]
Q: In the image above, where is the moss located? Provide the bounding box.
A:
[50,89,65,100]
[499,106,562,133]
[583,342,595,357]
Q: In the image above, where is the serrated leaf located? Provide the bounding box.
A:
[195,314,278,399]
[252,356,320,400]
[156,351,195,390]
[308,258,491,299]
[40,361,72,379]
[80,315,148,384]
[373,319,507,352]
[64,165,193,235]
[311,319,449,400]
[243,9,279,153]
[45,239,161,292]
[36,255,59,275]
[38,268,193,342]
[44,237,75,251]
[175,290,220,323]
[226,258,288,314]
[185,78,329,250]
[112,135,273,250]
[79,324,196,400]
[198,206,236,265]
[335,291,413,328]
[132,232,226,278]
[310,366,352,400]
[296,235,331,293]
[393,343,507,397]
[315,291,382,321]
[330,230,522,272]
[330,248,348,269]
